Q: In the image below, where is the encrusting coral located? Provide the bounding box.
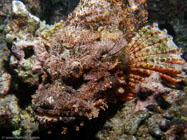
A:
[5,0,186,133]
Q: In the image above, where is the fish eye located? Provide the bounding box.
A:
[72,65,83,78]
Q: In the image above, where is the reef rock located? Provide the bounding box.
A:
[0,95,38,138]
[4,0,187,136]
[96,73,187,140]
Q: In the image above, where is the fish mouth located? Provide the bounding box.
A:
[34,111,77,123]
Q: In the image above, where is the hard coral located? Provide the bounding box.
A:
[6,0,186,133]
[134,72,171,112]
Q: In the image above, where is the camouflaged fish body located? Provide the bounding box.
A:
[6,0,186,130]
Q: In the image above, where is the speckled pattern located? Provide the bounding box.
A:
[5,0,186,128]
[1,0,187,139]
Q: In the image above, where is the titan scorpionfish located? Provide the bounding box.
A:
[6,0,186,133]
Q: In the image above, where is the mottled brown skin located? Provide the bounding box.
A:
[31,0,148,123]
[5,0,186,135]
[7,0,186,131]
[32,35,127,123]
[8,0,186,128]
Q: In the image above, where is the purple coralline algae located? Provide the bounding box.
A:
[4,0,187,135]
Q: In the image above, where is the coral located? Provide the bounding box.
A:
[0,73,11,96]
[0,95,38,138]
[0,33,11,97]
[134,72,171,112]
[5,0,44,85]
[5,0,40,43]
[7,0,148,125]
[96,75,187,140]
[5,0,187,135]
[0,0,12,97]
[96,99,151,140]
[0,0,41,96]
